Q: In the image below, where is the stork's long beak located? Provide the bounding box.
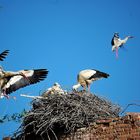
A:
[128,36,134,39]
[20,72,32,84]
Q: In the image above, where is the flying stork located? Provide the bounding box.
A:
[0,67,48,98]
[0,50,9,61]
[111,33,133,58]
[72,69,109,92]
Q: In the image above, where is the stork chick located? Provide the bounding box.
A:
[42,82,66,96]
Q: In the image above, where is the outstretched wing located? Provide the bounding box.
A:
[4,69,48,94]
[0,50,9,61]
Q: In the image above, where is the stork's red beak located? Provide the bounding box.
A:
[128,36,134,38]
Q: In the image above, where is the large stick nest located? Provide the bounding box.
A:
[13,92,121,140]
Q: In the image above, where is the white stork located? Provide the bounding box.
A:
[0,68,48,98]
[72,69,109,92]
[111,33,133,58]
[0,50,9,61]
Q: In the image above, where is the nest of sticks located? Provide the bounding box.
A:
[13,91,121,140]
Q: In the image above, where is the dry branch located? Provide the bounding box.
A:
[20,94,45,99]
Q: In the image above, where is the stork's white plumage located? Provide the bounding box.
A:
[0,68,48,98]
[111,33,133,58]
[42,82,66,96]
[0,50,9,61]
[72,69,109,92]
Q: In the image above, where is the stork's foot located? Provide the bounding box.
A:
[2,89,10,99]
[3,93,10,99]
[2,89,8,99]
[4,94,16,100]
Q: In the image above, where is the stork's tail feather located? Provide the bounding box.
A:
[96,71,110,78]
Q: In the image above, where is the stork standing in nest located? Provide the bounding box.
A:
[73,69,109,92]
[111,32,133,58]
[0,67,48,99]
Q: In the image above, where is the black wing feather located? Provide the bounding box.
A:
[89,70,109,79]
[0,50,9,61]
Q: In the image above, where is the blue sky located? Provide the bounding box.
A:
[0,0,140,138]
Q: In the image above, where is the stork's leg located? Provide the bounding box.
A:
[4,94,10,99]
[2,89,16,99]
[82,85,86,92]
[87,85,90,93]
[116,48,118,58]
[2,89,10,99]
[3,93,16,100]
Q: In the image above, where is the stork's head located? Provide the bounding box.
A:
[54,82,61,87]
[72,83,81,91]
[114,32,119,38]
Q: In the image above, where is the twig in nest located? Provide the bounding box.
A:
[121,103,140,115]
[13,92,121,140]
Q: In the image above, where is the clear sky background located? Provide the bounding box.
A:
[0,0,140,138]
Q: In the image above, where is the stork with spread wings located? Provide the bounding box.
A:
[0,68,48,98]
[111,33,133,58]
